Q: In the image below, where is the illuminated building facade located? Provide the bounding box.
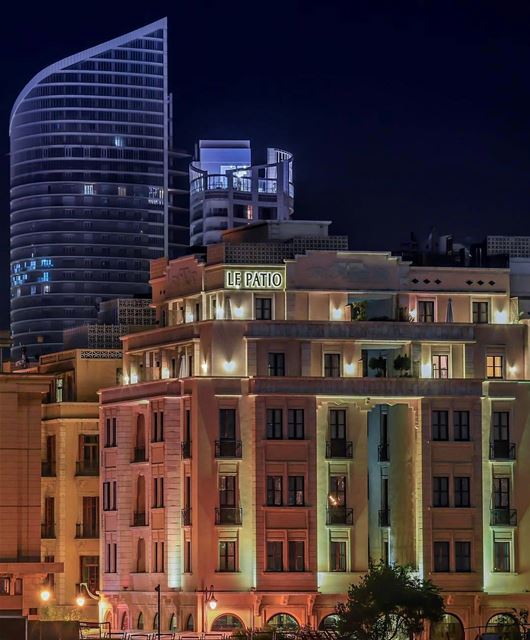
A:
[36,349,122,620]
[10,18,188,364]
[100,222,530,637]
[189,140,294,246]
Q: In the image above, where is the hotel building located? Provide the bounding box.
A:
[100,221,530,638]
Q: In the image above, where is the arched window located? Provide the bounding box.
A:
[430,613,464,640]
[137,612,144,630]
[104,609,112,627]
[186,614,194,631]
[136,475,146,517]
[169,613,177,631]
[486,614,521,640]
[120,611,128,630]
[136,538,146,573]
[267,613,300,630]
[211,614,245,631]
[135,414,146,460]
[153,612,159,631]
[319,614,340,630]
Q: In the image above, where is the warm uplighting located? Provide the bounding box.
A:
[131,372,139,384]
[508,364,517,375]
[223,360,235,373]
[233,306,244,318]
[421,362,432,378]
[494,309,508,324]
[186,312,194,323]
[344,362,355,375]
[161,367,170,380]
[201,361,209,373]
[331,307,343,320]
[76,595,86,607]
[216,307,225,320]
[40,589,51,602]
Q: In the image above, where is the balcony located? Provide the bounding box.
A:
[326,506,354,525]
[75,523,99,538]
[379,508,391,527]
[75,460,99,476]
[326,440,353,459]
[41,523,55,538]
[132,511,147,527]
[181,507,192,526]
[41,461,56,477]
[215,440,242,458]
[489,441,516,461]
[132,447,147,463]
[378,443,390,462]
[215,507,243,525]
[181,441,191,459]
[490,508,517,526]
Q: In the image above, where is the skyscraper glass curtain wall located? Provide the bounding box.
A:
[10,18,188,363]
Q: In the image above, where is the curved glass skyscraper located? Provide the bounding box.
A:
[10,18,188,364]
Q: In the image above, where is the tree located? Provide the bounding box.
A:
[335,561,445,640]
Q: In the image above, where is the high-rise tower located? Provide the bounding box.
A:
[10,18,188,364]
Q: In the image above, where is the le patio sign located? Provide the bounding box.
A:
[225,269,285,290]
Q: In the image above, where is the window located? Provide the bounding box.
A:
[105,542,117,573]
[153,477,164,508]
[118,186,127,196]
[82,496,99,537]
[486,355,504,379]
[454,411,470,441]
[493,540,511,572]
[268,352,285,376]
[454,477,470,507]
[103,481,117,511]
[255,297,272,320]
[432,410,449,441]
[330,541,346,571]
[433,477,449,507]
[152,411,164,442]
[266,541,283,571]
[455,541,471,572]
[79,434,98,470]
[493,411,509,442]
[219,541,236,572]
[288,541,305,572]
[153,541,165,573]
[105,417,117,447]
[432,354,449,379]
[473,301,489,323]
[418,300,435,323]
[329,409,346,440]
[0,578,10,595]
[329,476,346,506]
[80,555,99,593]
[288,476,305,506]
[184,540,192,573]
[266,408,283,439]
[324,353,341,378]
[433,541,450,572]
[266,476,283,506]
[219,476,236,506]
[83,184,95,195]
[219,409,236,440]
[287,409,304,439]
[493,477,510,508]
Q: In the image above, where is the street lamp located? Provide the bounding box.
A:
[76,594,86,607]
[40,589,51,603]
[155,584,161,640]
[201,585,217,632]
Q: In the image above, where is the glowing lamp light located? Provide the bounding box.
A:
[40,589,51,602]
[201,361,209,374]
[331,307,343,320]
[494,309,509,324]
[344,362,355,375]
[131,372,139,384]
[161,367,170,380]
[208,596,218,610]
[421,362,432,378]
[508,365,517,376]
[76,595,86,607]
[233,306,244,318]
[216,308,225,320]
[223,360,235,373]
[123,374,130,386]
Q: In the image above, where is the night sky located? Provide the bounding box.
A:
[1,0,530,328]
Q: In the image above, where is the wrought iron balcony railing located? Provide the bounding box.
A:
[41,461,56,477]
[326,440,353,459]
[75,523,99,538]
[489,441,516,461]
[215,440,242,458]
[41,523,55,538]
[490,508,517,526]
[75,460,99,476]
[215,506,243,525]
[326,506,354,525]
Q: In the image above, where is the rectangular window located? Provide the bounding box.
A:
[266,541,283,571]
[493,541,511,572]
[324,353,341,378]
[330,541,347,571]
[152,411,164,442]
[153,541,165,573]
[105,417,117,447]
[455,541,471,572]
[433,541,450,572]
[329,475,346,506]
[288,476,305,506]
[219,475,236,506]
[288,541,305,572]
[287,409,304,439]
[493,411,509,442]
[486,355,504,379]
[152,477,164,508]
[433,477,449,507]
[255,297,272,320]
[432,354,449,379]
[103,481,117,511]
[418,300,435,323]
[473,301,489,323]
[454,477,470,507]
[105,542,117,573]
[219,409,236,440]
[454,411,470,441]
[329,409,346,440]
[432,410,449,441]
[493,477,510,508]
[184,540,192,573]
[219,541,236,572]
[266,408,283,439]
[268,352,285,376]
[80,556,99,594]
[266,476,283,506]
[82,496,99,537]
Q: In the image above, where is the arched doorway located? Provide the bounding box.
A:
[211,614,245,632]
[137,612,144,630]
[153,612,159,631]
[267,613,300,630]
[430,613,464,640]
[120,611,128,630]
[486,614,521,640]
[168,613,177,632]
[186,614,194,631]
[319,614,340,630]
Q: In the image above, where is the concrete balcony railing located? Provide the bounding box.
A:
[75,460,99,476]
[490,508,517,526]
[215,507,242,526]
[326,506,354,525]
[75,523,99,539]
[489,441,516,461]
[41,523,55,539]
[41,461,56,477]
[326,440,353,459]
[379,508,391,527]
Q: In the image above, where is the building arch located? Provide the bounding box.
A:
[185,614,195,631]
[137,611,144,630]
[168,613,177,631]
[319,614,340,630]
[211,613,245,631]
[430,613,464,640]
[136,414,146,453]
[136,537,146,573]
[486,613,521,640]
[120,611,129,631]
[266,613,300,630]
